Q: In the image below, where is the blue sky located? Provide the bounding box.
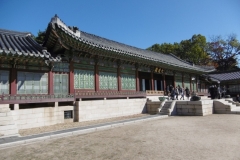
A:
[0,0,239,49]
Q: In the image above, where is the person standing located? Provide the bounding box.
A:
[185,87,190,100]
[236,94,240,103]
[180,86,185,100]
[175,87,179,100]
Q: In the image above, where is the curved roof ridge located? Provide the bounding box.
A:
[0,28,31,37]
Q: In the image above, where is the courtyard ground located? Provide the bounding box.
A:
[0,114,239,160]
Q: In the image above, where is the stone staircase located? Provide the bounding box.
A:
[0,104,19,137]
[159,100,177,116]
[213,99,240,114]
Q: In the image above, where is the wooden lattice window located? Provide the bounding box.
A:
[17,72,48,94]
[99,72,117,90]
[121,74,136,90]
[0,70,9,94]
[53,74,68,95]
[74,69,94,89]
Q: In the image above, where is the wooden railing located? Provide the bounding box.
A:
[146,90,164,96]
[0,94,74,104]
[74,90,146,99]
[0,91,147,104]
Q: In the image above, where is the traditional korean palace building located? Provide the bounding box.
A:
[0,15,214,136]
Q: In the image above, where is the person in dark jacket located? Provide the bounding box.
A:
[236,94,240,103]
[185,87,190,100]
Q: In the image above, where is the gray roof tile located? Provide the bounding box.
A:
[208,71,240,81]
[49,15,211,72]
[0,28,61,62]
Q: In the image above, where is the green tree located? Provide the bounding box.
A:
[208,34,240,71]
[147,34,210,65]
[34,30,46,45]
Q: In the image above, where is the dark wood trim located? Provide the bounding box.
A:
[69,61,74,94]
[48,71,53,94]
[10,68,17,95]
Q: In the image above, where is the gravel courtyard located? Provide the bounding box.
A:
[0,114,240,160]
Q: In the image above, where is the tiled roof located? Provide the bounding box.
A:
[0,28,61,61]
[208,71,240,81]
[48,15,212,73]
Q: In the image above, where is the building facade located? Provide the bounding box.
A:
[0,15,212,135]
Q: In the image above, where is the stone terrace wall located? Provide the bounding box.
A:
[75,98,147,122]
[11,104,74,130]
[176,100,213,116]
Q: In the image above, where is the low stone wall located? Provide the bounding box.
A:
[11,104,74,130]
[146,101,161,114]
[176,100,213,116]
[0,104,19,137]
[75,98,147,122]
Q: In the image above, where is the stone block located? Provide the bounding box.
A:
[0,112,7,117]
[176,101,188,105]
[0,107,10,113]
[0,124,18,131]
[0,104,9,108]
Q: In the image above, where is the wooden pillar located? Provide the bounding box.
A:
[163,73,166,92]
[195,76,198,92]
[151,71,154,90]
[69,61,74,94]
[182,73,184,88]
[48,70,53,95]
[135,63,139,91]
[190,75,192,92]
[136,69,139,91]
[95,59,99,91]
[117,67,121,91]
[10,68,17,95]
[173,72,176,88]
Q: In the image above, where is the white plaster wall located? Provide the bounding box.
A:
[11,105,74,130]
[76,98,147,122]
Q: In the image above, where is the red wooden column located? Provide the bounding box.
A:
[196,77,198,92]
[151,71,154,90]
[95,59,99,92]
[69,61,74,94]
[135,63,140,91]
[190,75,192,92]
[173,72,176,88]
[182,73,184,88]
[48,70,53,95]
[10,68,17,95]
[117,67,121,91]
[163,73,166,93]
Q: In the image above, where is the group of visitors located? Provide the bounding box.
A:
[208,85,226,99]
[166,85,190,100]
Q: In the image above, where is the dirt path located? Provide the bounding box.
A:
[1,114,240,160]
